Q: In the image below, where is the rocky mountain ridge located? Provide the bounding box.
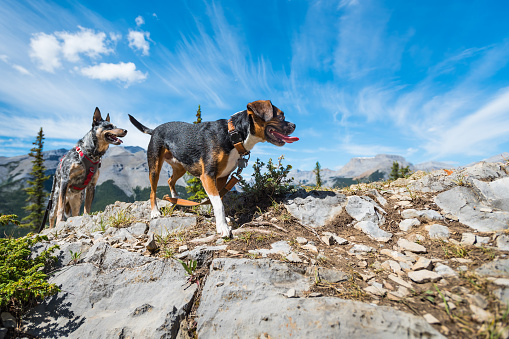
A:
[290,154,452,187]
[6,158,509,338]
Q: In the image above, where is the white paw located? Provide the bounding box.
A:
[216,222,232,238]
[151,208,161,219]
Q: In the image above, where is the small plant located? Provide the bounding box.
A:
[69,250,82,265]
[95,215,108,232]
[107,208,134,228]
[178,259,199,285]
[453,174,469,187]
[238,232,253,245]
[161,204,177,217]
[0,234,60,324]
[240,155,294,203]
[162,248,174,259]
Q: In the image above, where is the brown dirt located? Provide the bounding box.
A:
[153,188,509,339]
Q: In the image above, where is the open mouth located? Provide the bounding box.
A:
[269,129,299,145]
[105,133,123,145]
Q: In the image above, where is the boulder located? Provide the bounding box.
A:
[22,242,197,338]
[284,190,347,227]
[435,177,509,232]
[345,196,386,225]
[196,258,444,338]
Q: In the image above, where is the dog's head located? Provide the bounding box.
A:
[92,107,127,146]
[247,100,298,146]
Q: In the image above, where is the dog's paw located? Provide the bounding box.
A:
[216,223,232,238]
[150,209,161,219]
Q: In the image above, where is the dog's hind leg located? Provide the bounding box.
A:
[168,163,186,199]
[55,180,69,224]
[148,146,166,218]
[200,174,231,238]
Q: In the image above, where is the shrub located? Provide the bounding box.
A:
[240,155,294,203]
[0,233,60,322]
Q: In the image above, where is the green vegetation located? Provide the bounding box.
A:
[331,170,385,189]
[22,128,50,230]
[240,155,294,203]
[0,233,60,323]
[91,180,133,212]
[313,161,322,187]
[389,161,411,180]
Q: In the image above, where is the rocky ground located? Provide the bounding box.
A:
[3,160,509,338]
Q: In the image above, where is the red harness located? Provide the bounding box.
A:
[60,147,101,191]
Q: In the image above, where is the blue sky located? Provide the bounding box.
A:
[1,0,509,172]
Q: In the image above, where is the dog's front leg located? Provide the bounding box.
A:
[201,174,232,238]
[84,173,99,215]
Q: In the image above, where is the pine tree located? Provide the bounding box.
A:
[389,161,400,181]
[194,105,202,124]
[399,165,411,178]
[22,128,50,229]
[186,105,207,201]
[313,161,322,187]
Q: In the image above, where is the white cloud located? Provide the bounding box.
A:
[29,32,61,72]
[12,64,31,75]
[56,26,112,62]
[135,15,144,27]
[80,62,147,86]
[128,30,150,56]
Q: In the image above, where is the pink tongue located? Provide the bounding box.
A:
[272,131,299,143]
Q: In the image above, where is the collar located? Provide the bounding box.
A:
[228,119,249,156]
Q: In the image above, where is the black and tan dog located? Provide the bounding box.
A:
[48,108,127,227]
[129,100,298,237]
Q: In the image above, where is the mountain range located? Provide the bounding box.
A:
[2,146,506,223]
[290,154,451,187]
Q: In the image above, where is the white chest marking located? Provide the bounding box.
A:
[218,133,264,178]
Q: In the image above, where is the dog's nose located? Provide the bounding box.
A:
[124,129,128,134]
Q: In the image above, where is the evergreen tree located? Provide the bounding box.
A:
[389,161,400,181]
[194,105,202,124]
[186,105,207,201]
[399,165,411,178]
[313,161,322,187]
[22,128,50,229]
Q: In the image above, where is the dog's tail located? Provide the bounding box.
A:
[128,114,153,135]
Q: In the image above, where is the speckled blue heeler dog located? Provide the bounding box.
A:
[48,108,127,227]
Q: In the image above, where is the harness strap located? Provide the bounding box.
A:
[71,147,101,191]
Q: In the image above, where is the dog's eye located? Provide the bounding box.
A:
[276,115,285,121]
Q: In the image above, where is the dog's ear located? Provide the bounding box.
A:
[247,100,274,122]
[105,113,110,122]
[93,107,103,126]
